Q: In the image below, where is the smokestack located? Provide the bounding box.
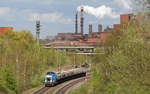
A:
[36,20,40,44]
[75,11,78,34]
[98,24,102,33]
[89,24,92,34]
[80,6,84,35]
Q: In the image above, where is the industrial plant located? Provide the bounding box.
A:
[41,6,133,49]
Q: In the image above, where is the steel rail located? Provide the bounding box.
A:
[32,87,50,94]
[55,77,85,94]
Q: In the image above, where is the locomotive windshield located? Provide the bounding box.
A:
[46,72,55,75]
[46,78,51,81]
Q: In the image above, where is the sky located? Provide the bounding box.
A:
[0,0,133,39]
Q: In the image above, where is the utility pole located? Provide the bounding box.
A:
[86,54,87,63]
[57,52,60,73]
[36,20,40,45]
[58,53,61,73]
[74,55,76,68]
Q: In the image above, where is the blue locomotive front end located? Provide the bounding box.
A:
[44,72,56,87]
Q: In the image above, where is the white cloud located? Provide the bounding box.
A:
[114,0,133,10]
[77,5,119,19]
[29,12,72,24]
[0,6,72,24]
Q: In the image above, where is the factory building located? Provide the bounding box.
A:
[114,24,121,30]
[52,7,133,46]
[120,14,133,23]
[114,14,133,30]
[54,33,83,41]
[54,6,104,43]
[0,27,13,34]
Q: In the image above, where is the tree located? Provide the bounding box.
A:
[134,0,150,14]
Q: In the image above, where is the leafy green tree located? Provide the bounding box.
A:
[0,30,79,93]
[70,18,150,94]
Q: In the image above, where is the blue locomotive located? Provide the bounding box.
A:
[44,72,57,87]
[44,67,88,87]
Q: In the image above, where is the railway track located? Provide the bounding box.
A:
[54,77,85,94]
[32,77,86,94]
[32,87,50,94]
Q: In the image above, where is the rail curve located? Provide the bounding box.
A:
[54,77,85,94]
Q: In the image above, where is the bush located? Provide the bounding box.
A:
[70,22,150,94]
[0,67,18,94]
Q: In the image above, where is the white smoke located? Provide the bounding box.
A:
[77,5,119,19]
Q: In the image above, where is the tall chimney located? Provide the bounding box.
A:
[36,20,40,44]
[75,11,78,34]
[98,24,102,33]
[89,24,92,34]
[80,6,84,35]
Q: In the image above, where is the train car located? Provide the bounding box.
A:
[44,67,88,87]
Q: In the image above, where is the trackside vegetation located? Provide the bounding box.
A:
[70,19,150,94]
[0,31,86,94]
[0,30,58,94]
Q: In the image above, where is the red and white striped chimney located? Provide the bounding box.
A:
[80,6,84,35]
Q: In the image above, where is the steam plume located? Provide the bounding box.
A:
[77,5,119,19]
